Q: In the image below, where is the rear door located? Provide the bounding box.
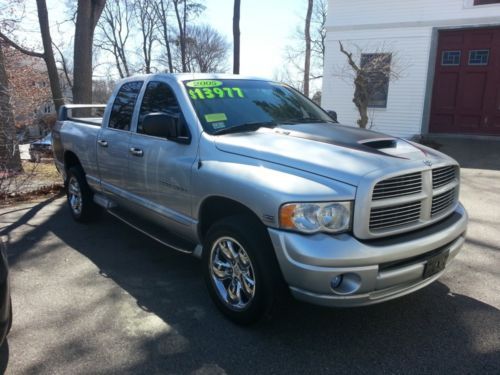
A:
[97,81,143,196]
[127,79,197,226]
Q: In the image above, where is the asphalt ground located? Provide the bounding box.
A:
[0,139,499,374]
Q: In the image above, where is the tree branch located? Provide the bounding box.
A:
[0,31,45,58]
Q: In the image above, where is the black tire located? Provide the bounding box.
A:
[203,215,287,325]
[66,166,101,222]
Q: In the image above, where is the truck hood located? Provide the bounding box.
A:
[214,123,441,186]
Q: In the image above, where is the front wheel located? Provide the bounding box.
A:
[66,166,101,222]
[203,215,286,325]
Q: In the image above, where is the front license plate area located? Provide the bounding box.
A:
[423,250,449,278]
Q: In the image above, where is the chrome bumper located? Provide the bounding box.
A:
[268,203,468,307]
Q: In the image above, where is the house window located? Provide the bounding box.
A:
[43,104,52,113]
[468,49,489,65]
[442,50,461,66]
[474,0,500,5]
[360,53,392,108]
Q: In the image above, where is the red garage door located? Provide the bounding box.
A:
[429,28,500,135]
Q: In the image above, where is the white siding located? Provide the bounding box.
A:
[322,27,433,138]
[321,0,500,138]
[326,0,500,30]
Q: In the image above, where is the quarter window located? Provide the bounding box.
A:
[468,49,489,65]
[108,81,143,131]
[441,50,461,66]
[360,53,392,108]
[138,81,186,136]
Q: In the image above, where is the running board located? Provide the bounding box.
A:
[107,207,198,255]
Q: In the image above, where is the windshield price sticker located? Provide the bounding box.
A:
[188,87,245,100]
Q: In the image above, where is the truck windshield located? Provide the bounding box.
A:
[183,79,333,135]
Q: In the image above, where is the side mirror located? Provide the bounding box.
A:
[327,110,338,122]
[142,113,190,143]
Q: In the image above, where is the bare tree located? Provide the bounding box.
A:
[73,0,106,104]
[338,41,402,128]
[36,0,63,111]
[303,0,313,97]
[154,0,174,73]
[96,0,133,78]
[172,0,205,72]
[0,0,64,112]
[284,0,327,92]
[184,24,230,73]
[233,0,241,74]
[0,44,21,171]
[134,0,158,74]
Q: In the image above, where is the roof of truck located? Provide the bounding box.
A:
[117,73,271,84]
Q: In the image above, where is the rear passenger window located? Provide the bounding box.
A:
[138,81,186,135]
[108,81,143,131]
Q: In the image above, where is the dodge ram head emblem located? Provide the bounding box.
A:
[423,160,433,167]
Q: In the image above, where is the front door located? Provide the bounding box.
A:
[127,80,197,228]
[429,27,500,135]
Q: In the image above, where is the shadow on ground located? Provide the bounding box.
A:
[3,198,500,374]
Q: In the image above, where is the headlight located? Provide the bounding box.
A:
[279,201,352,234]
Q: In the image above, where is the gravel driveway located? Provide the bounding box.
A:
[1,140,499,374]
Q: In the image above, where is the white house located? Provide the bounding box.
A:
[321,0,500,138]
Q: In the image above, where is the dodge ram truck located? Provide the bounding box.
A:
[53,74,468,324]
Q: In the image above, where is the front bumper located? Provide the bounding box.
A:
[268,203,468,307]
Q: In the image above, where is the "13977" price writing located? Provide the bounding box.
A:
[188,87,244,100]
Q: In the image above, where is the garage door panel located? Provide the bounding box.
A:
[456,115,482,129]
[434,72,459,110]
[459,72,487,111]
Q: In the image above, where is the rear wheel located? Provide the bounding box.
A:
[66,166,101,222]
[203,215,286,325]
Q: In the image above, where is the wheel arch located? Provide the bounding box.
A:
[197,196,266,242]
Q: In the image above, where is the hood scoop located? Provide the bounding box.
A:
[359,138,397,150]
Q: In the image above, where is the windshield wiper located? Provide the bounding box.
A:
[213,121,277,135]
[281,118,331,124]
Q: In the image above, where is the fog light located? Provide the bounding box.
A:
[331,275,343,289]
[330,273,362,295]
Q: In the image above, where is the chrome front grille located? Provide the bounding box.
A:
[367,165,459,235]
[372,172,422,200]
[432,188,457,216]
[432,166,457,189]
[370,201,421,231]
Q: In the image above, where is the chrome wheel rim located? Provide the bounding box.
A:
[68,176,82,216]
[210,237,256,310]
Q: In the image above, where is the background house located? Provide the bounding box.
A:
[321,0,500,138]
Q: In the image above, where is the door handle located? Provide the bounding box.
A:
[97,139,108,147]
[129,147,144,157]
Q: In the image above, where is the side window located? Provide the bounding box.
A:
[108,81,143,131]
[360,53,392,108]
[138,81,186,136]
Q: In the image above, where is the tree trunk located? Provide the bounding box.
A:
[0,45,22,172]
[36,0,64,112]
[159,0,173,73]
[173,0,187,72]
[73,0,106,104]
[303,0,313,97]
[233,0,241,74]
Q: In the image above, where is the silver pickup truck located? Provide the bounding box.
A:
[53,74,468,324]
